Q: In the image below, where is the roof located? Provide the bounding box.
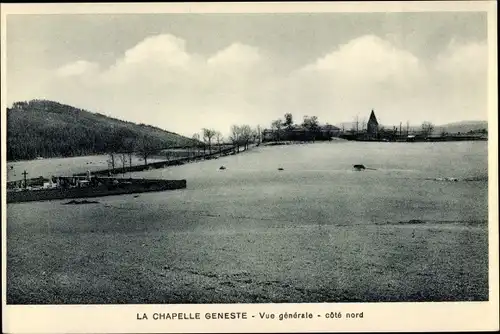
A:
[291,125,306,131]
[368,110,378,125]
[264,124,340,132]
[320,124,340,131]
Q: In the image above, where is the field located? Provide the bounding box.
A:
[6,154,165,182]
[6,141,489,304]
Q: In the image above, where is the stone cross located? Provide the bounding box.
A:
[22,170,28,189]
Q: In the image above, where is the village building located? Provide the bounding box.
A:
[262,129,275,142]
[320,124,341,137]
[262,123,340,142]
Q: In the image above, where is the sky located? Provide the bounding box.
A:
[6,11,489,137]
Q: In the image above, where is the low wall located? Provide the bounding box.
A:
[7,179,187,203]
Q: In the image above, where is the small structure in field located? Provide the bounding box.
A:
[353,164,366,171]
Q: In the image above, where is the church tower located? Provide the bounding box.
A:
[367,109,379,137]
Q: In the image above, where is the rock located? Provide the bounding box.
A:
[353,164,366,171]
[219,166,226,170]
[278,167,284,171]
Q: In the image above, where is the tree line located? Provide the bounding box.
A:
[105,124,266,172]
[267,113,336,142]
[190,124,263,157]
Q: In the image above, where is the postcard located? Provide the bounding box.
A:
[1,1,498,333]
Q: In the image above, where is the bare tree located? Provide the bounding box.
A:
[215,131,223,154]
[107,153,116,173]
[271,119,283,141]
[255,125,262,144]
[349,124,356,134]
[229,125,241,153]
[105,133,123,173]
[122,137,136,169]
[192,133,201,157]
[118,153,129,175]
[136,135,160,166]
[421,121,435,137]
[251,129,259,144]
[239,125,253,150]
[202,128,217,154]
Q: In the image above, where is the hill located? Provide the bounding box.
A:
[436,120,488,134]
[7,99,196,161]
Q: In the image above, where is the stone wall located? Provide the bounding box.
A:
[7,179,187,203]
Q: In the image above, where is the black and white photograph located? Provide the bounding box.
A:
[1,2,498,333]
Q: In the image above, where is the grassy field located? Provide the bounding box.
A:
[6,154,166,182]
[6,141,489,303]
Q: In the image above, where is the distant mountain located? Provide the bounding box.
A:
[436,120,488,134]
[7,99,196,161]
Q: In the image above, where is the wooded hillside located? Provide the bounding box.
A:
[7,100,196,161]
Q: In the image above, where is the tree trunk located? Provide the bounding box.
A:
[122,155,126,176]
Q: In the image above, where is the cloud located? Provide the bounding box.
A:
[435,40,487,75]
[44,35,277,136]
[15,33,488,136]
[283,35,429,122]
[121,34,191,66]
[302,35,424,84]
[56,60,99,77]
[208,43,262,67]
[430,40,488,122]
[100,34,199,85]
[284,35,487,125]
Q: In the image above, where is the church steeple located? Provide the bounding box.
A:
[368,109,378,125]
[367,109,379,137]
